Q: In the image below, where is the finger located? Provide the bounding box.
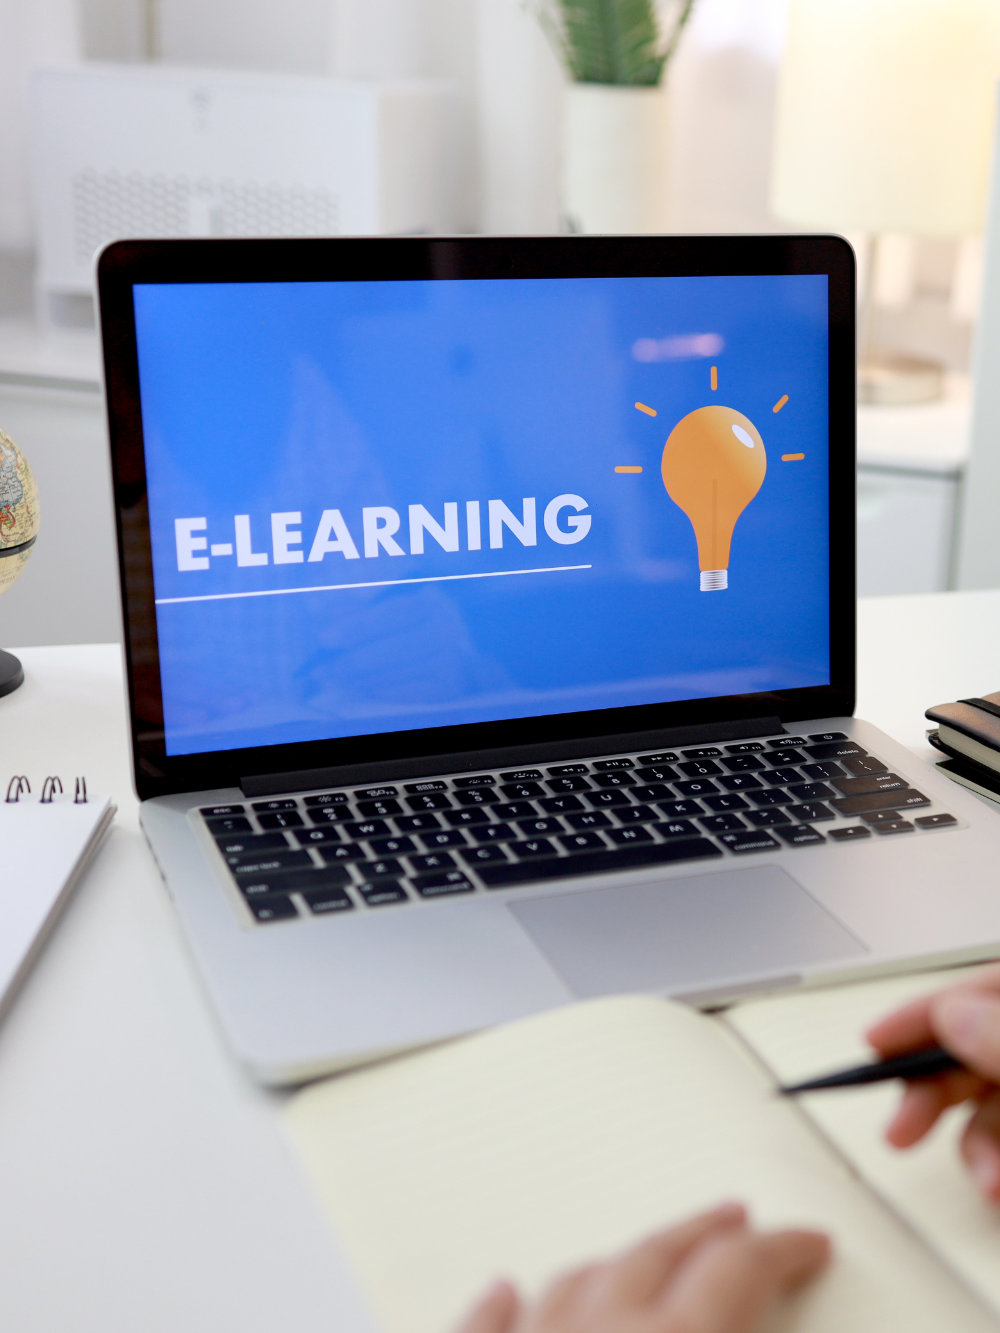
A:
[452,1279,521,1333]
[865,965,1000,1057]
[531,1262,602,1322]
[598,1202,748,1303]
[960,1092,1000,1201]
[661,1227,831,1333]
[930,990,1000,1083]
[883,1072,987,1148]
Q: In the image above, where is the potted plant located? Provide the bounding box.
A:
[531,0,697,232]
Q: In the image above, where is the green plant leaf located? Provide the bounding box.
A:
[560,0,666,86]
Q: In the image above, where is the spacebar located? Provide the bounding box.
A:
[477,838,722,889]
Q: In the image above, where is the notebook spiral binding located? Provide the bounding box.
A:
[5,775,90,804]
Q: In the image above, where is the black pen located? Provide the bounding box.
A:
[778,1045,963,1095]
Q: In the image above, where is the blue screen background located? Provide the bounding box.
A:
[132,274,831,757]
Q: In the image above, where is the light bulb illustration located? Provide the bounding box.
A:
[660,404,766,591]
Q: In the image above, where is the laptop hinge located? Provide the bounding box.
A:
[240,716,786,797]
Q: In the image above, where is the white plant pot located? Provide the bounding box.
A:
[561,83,670,234]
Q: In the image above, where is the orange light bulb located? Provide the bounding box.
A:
[661,404,767,591]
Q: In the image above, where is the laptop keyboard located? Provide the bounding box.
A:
[197,732,959,924]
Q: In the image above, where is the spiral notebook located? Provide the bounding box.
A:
[0,776,115,1019]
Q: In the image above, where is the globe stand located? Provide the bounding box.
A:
[0,649,24,698]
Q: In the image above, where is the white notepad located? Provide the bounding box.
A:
[0,776,115,1018]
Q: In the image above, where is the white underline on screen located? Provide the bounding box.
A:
[154,563,593,605]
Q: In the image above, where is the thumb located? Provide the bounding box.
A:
[932,991,1000,1082]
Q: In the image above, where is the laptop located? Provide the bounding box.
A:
[96,233,1000,1085]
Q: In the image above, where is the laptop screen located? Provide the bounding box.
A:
[131,272,831,759]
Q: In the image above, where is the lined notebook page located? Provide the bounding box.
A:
[283,993,993,1333]
[727,967,1000,1318]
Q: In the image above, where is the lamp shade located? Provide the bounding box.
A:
[771,0,1000,235]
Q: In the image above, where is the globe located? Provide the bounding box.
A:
[0,427,40,697]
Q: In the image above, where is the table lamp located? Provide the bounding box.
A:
[770,0,1000,404]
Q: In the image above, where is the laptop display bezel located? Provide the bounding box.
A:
[96,234,856,800]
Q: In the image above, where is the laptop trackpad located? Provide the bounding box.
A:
[508,865,867,999]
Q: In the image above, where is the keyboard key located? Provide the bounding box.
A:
[510,837,559,859]
[637,752,679,764]
[631,783,674,802]
[252,798,298,812]
[355,786,399,799]
[656,819,699,839]
[786,801,836,822]
[681,747,722,758]
[768,736,808,749]
[412,870,476,897]
[304,791,350,807]
[721,755,764,772]
[565,810,613,830]
[419,829,469,850]
[316,842,368,864]
[356,798,402,818]
[452,774,496,788]
[634,765,679,783]
[832,789,929,816]
[657,799,704,819]
[807,731,848,743]
[559,831,607,852]
[409,851,458,873]
[516,817,564,837]
[475,822,517,843]
[301,887,354,914]
[747,788,787,808]
[804,740,864,759]
[763,750,806,768]
[443,807,492,828]
[587,789,635,809]
[840,754,889,776]
[478,837,722,888]
[547,764,589,776]
[229,849,313,876]
[674,778,720,797]
[785,782,835,802]
[494,801,540,821]
[725,742,765,754]
[828,824,872,841]
[679,759,722,777]
[343,818,391,839]
[356,881,409,906]
[369,834,418,856]
[201,803,246,818]
[214,830,288,855]
[718,774,763,792]
[363,857,404,878]
[873,820,916,836]
[500,782,545,800]
[745,808,792,828]
[257,810,305,830]
[500,769,544,782]
[915,813,959,830]
[456,788,501,806]
[406,792,454,811]
[859,809,905,826]
[716,831,781,854]
[293,826,343,846]
[538,794,586,815]
[307,805,352,824]
[461,845,511,865]
[829,773,906,796]
[546,775,593,793]
[762,766,803,787]
[801,761,846,780]
[248,895,298,922]
[206,814,252,835]
[404,780,448,793]
[594,757,635,770]
[592,771,638,788]
[395,813,443,832]
[775,824,825,847]
[615,802,658,824]
[699,813,746,833]
[605,826,654,846]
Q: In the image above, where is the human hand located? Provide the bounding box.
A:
[865,962,1000,1200]
[453,1202,830,1333]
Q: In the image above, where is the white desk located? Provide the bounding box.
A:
[3,590,1000,1332]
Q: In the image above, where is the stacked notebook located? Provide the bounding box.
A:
[926,692,1000,802]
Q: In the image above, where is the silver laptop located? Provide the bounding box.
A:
[96,234,1000,1085]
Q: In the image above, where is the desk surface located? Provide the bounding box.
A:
[3,590,1000,1333]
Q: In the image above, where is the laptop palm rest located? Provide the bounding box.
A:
[508,866,867,999]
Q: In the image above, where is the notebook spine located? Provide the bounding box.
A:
[5,775,89,804]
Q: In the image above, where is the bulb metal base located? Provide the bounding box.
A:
[700,569,728,592]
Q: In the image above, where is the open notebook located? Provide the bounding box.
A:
[283,966,1000,1333]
